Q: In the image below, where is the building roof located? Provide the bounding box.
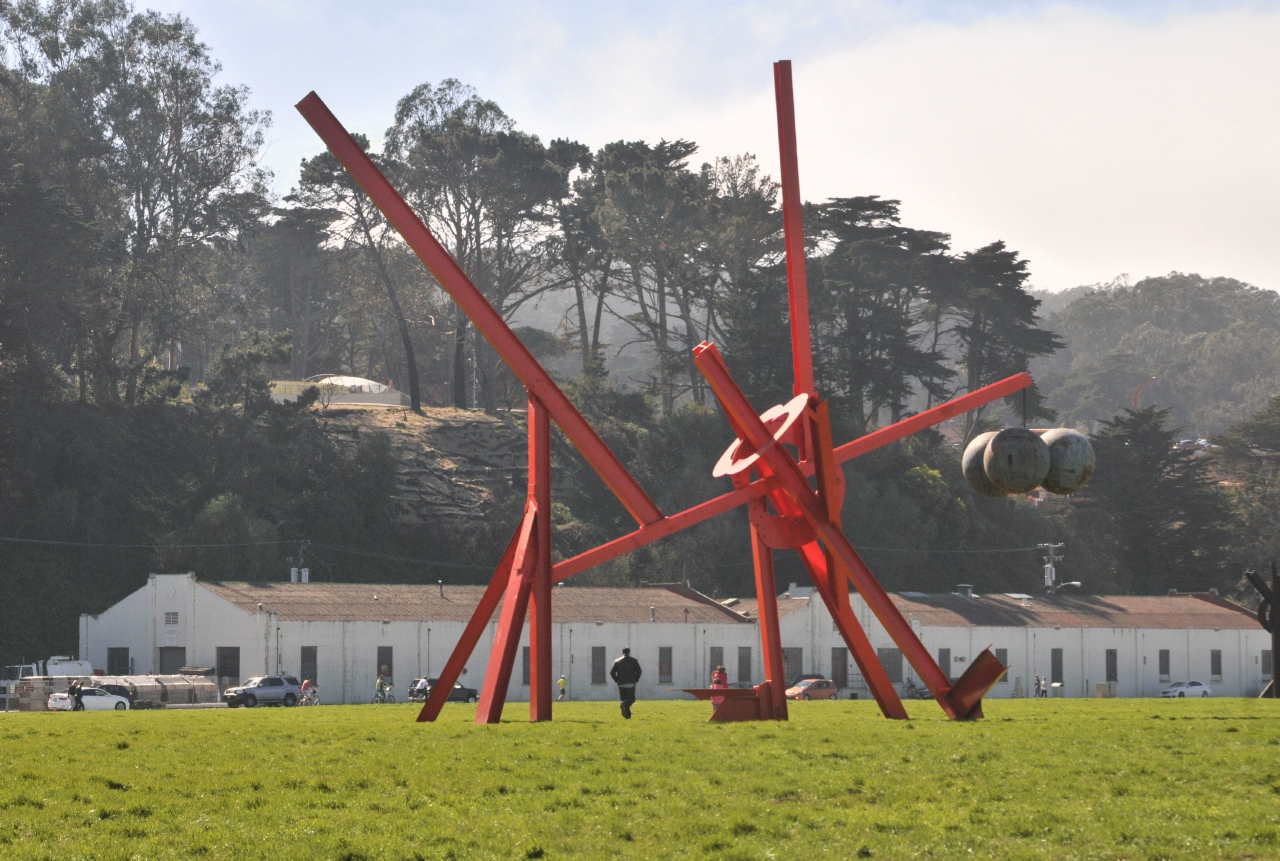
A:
[199,581,749,625]
[889,591,1258,630]
[729,591,1258,630]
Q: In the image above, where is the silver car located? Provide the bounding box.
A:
[223,675,303,707]
[1160,680,1212,698]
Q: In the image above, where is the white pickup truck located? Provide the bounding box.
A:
[1,656,95,695]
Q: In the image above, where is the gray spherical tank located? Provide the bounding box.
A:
[962,431,1006,496]
[983,428,1050,494]
[1039,428,1095,494]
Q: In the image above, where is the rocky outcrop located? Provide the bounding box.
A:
[322,406,527,540]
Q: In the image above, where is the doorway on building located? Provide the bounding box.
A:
[159,647,186,675]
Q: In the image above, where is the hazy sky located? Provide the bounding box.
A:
[149,1,1280,293]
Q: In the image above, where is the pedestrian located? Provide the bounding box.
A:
[609,647,642,719]
[710,664,728,711]
[1041,677,1049,698]
[70,679,84,711]
[1033,675,1041,698]
[557,675,567,701]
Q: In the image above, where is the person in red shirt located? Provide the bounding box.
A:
[710,664,728,711]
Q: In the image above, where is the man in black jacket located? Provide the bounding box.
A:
[609,647,642,719]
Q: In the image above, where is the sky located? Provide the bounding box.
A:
[149,0,1280,294]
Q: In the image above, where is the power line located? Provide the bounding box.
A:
[0,536,294,549]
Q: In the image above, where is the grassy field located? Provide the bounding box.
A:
[2,698,1279,860]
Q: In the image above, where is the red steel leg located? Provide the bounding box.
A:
[795,541,909,719]
[417,521,522,722]
[749,498,789,719]
[475,503,539,724]
[527,395,553,722]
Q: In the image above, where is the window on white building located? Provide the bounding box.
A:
[164,611,179,626]
[1158,649,1171,682]
[377,646,393,681]
[709,646,724,679]
[1105,649,1118,683]
[107,647,129,676]
[1210,649,1222,682]
[658,647,673,684]
[877,648,903,684]
[995,648,1008,683]
[1051,648,1064,685]
[591,647,606,685]
[216,647,240,689]
[522,646,530,686]
[300,646,317,686]
[1264,650,1273,678]
[938,648,952,682]
[737,647,752,684]
[831,647,848,689]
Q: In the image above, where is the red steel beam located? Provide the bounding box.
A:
[527,395,553,722]
[550,372,1033,580]
[475,501,539,724]
[774,61,815,399]
[296,93,663,528]
[693,341,958,715]
[417,520,522,722]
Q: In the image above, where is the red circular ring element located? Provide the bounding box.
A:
[712,394,810,478]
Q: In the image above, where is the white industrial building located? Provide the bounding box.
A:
[79,573,1273,704]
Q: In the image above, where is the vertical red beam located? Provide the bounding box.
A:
[527,394,553,721]
[475,503,538,724]
[295,93,663,529]
[774,60,815,399]
[749,499,789,719]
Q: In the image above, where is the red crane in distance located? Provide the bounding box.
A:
[296,61,1026,724]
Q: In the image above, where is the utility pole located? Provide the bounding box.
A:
[1037,543,1078,594]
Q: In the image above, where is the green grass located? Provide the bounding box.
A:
[2,699,1279,859]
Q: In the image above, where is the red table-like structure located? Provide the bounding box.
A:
[297,61,1025,724]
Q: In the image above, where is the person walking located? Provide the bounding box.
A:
[609,647,642,719]
[1033,675,1042,698]
[710,665,728,712]
[70,680,84,712]
[557,675,567,702]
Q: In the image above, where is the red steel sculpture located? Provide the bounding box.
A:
[296,60,1027,724]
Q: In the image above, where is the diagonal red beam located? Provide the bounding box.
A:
[550,372,1033,580]
[475,501,540,724]
[417,518,523,722]
[296,93,662,528]
[774,60,814,399]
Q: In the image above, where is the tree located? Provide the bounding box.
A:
[293,137,423,411]
[950,241,1061,439]
[1,0,271,403]
[808,196,954,435]
[386,80,579,412]
[1080,407,1235,594]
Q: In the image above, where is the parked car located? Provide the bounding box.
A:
[785,677,839,700]
[1160,680,1212,698]
[48,687,130,711]
[222,676,303,707]
[410,678,479,703]
[98,683,135,705]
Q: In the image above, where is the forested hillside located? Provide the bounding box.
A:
[1033,274,1280,437]
[2,1,1276,665]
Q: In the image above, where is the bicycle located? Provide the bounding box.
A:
[300,689,320,706]
[371,689,395,704]
[900,678,931,700]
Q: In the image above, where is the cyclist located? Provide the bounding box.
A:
[374,674,390,703]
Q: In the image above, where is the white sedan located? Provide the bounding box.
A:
[48,687,131,711]
[1160,680,1212,698]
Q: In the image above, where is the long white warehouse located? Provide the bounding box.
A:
[79,574,1272,704]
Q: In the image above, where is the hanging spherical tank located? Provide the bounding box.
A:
[1039,428,1095,494]
[961,431,1006,496]
[983,428,1050,494]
